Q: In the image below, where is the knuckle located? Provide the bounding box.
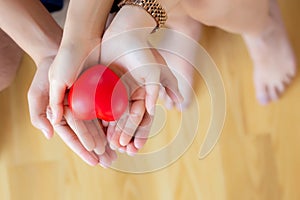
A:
[130,111,143,120]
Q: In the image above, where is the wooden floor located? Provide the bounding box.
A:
[1,1,299,199]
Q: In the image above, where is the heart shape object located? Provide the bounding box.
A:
[68,65,128,121]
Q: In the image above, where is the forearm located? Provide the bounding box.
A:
[160,0,182,12]
[106,0,182,34]
[62,0,114,45]
[0,0,62,66]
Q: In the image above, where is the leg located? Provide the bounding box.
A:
[182,0,297,104]
[0,29,23,91]
[243,0,296,104]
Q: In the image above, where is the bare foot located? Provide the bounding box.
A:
[0,29,23,91]
[242,0,297,104]
[155,3,202,109]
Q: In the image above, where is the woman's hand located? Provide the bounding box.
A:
[28,56,116,166]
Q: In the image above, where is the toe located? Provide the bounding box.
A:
[283,74,292,85]
[276,81,285,95]
[255,82,270,105]
[268,85,279,102]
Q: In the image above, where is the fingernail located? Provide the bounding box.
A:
[148,105,155,116]
[99,163,108,169]
[42,129,50,139]
[119,138,127,146]
[95,147,105,155]
[127,151,136,157]
[110,144,116,150]
[134,142,142,150]
[91,153,99,162]
[118,148,125,153]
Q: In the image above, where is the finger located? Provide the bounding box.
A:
[165,94,175,110]
[160,66,184,104]
[105,145,118,161]
[91,119,107,155]
[151,49,184,105]
[64,108,96,151]
[145,83,160,116]
[159,86,166,100]
[102,120,109,127]
[118,146,127,154]
[133,112,153,150]
[53,118,99,166]
[27,65,54,139]
[47,49,85,125]
[119,100,145,146]
[49,79,66,125]
[107,122,116,143]
[126,143,139,156]
[114,114,129,147]
[98,145,117,168]
[28,89,53,139]
[99,153,111,168]
[110,124,122,150]
[120,49,161,116]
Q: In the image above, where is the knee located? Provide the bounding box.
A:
[0,57,21,91]
[182,0,270,35]
[0,70,16,91]
[182,0,232,26]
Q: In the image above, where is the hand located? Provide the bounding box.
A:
[28,57,55,139]
[48,102,117,167]
[28,57,116,166]
[100,7,183,155]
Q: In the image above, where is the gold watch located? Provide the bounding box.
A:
[118,0,168,32]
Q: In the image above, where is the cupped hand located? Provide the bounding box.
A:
[28,56,116,167]
[100,8,183,155]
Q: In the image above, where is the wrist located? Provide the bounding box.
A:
[64,0,114,41]
[107,6,156,35]
[118,0,168,31]
[31,31,62,68]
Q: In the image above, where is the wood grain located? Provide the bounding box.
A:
[0,0,299,199]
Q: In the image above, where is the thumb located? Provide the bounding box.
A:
[48,49,83,124]
[48,44,100,124]
[152,49,184,105]
[144,68,161,116]
[145,84,160,116]
[49,78,67,124]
